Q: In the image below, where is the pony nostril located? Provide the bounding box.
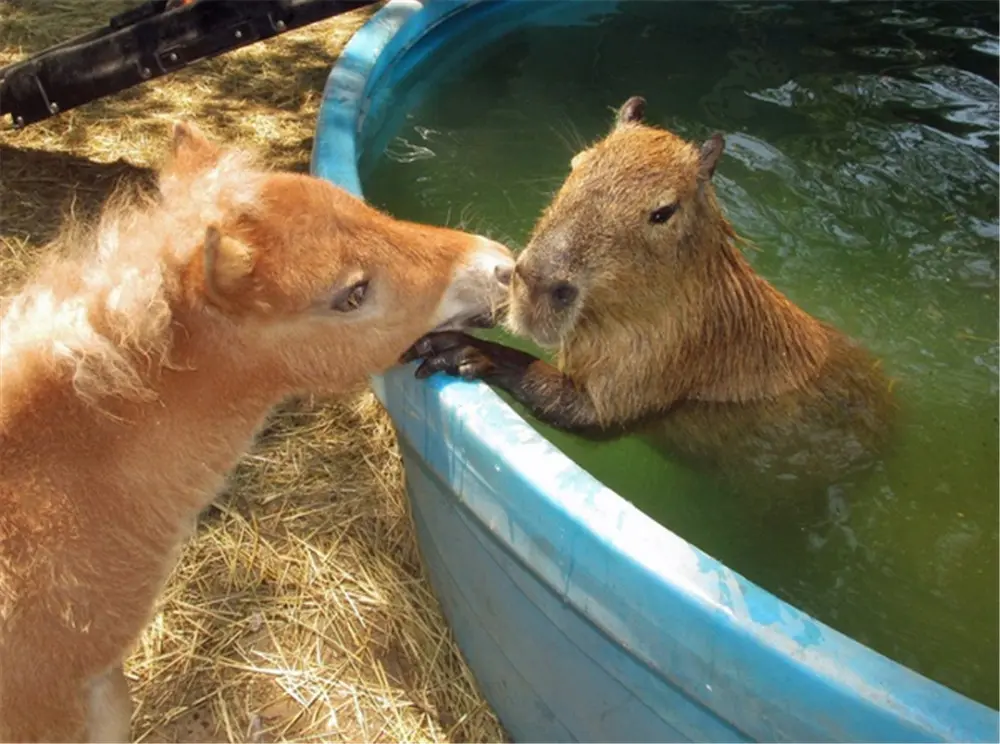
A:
[495,264,513,287]
[549,281,578,308]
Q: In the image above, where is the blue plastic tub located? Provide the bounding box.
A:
[310,2,1000,741]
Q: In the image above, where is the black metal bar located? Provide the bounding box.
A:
[0,0,379,129]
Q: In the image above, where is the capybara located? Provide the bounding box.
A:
[405,95,894,490]
[0,121,513,743]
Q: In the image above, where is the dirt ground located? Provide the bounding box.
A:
[0,1,506,741]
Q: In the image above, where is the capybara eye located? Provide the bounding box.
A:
[649,203,678,225]
[550,281,578,308]
[331,280,370,312]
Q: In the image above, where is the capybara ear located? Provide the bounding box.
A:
[615,95,646,129]
[201,225,255,309]
[698,133,725,182]
[164,120,222,177]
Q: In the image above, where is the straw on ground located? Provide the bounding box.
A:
[0,1,505,741]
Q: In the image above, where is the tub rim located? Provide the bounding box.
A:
[309,1,1000,740]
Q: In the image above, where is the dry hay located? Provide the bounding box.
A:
[0,1,506,741]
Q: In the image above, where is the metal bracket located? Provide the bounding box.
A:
[0,0,377,129]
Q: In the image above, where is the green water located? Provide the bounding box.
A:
[358,1,1000,707]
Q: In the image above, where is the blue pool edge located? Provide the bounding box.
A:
[309,1,1000,741]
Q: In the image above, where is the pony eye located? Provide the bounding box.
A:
[331,280,370,312]
[649,203,678,225]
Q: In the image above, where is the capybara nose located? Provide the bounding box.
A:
[495,264,513,287]
[548,280,579,309]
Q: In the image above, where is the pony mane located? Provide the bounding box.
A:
[0,148,262,407]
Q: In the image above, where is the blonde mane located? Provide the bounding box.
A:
[0,149,262,407]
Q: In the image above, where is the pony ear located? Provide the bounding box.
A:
[162,120,222,178]
[201,225,255,309]
[698,133,725,181]
[615,95,646,129]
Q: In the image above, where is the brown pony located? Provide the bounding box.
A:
[0,122,513,742]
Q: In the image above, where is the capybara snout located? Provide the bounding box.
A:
[507,259,582,348]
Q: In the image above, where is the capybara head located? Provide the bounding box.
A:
[161,122,514,391]
[506,96,726,348]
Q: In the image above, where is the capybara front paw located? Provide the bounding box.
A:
[413,345,494,381]
[403,331,508,382]
[400,331,471,365]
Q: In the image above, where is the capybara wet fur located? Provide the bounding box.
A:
[406,95,895,495]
